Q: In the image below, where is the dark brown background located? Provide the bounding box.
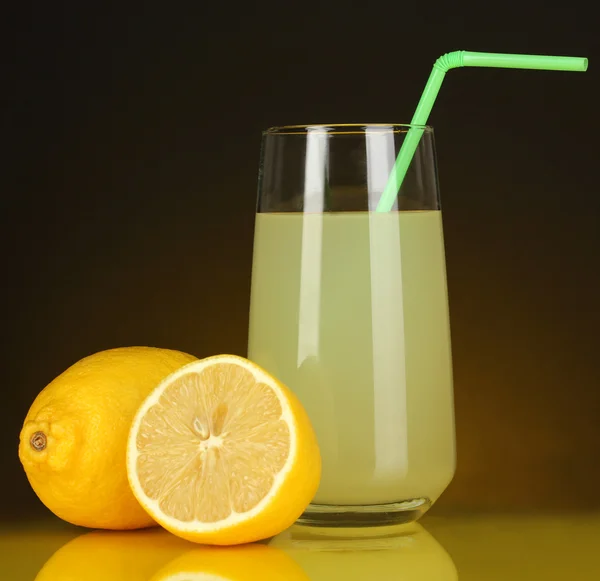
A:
[2,2,599,521]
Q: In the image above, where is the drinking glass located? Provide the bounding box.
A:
[248,124,455,527]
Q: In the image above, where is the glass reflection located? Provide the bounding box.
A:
[269,522,458,581]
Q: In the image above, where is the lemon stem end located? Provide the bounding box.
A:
[30,431,47,451]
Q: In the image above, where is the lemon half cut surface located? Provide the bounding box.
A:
[126,355,321,545]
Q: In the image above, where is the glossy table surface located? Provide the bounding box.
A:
[2,513,599,580]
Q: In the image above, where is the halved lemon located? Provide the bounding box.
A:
[126,354,321,545]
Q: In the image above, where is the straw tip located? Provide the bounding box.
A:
[582,58,589,71]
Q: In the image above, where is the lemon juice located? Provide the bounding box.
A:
[248,210,455,507]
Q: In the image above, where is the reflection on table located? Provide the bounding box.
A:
[3,520,455,581]
[3,514,600,580]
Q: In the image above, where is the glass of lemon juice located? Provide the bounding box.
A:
[248,124,455,527]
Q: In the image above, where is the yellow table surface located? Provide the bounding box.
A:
[2,513,599,580]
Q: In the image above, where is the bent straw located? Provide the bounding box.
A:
[375,51,588,212]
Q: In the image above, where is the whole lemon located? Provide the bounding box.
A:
[19,346,196,529]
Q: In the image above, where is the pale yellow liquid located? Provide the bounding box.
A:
[248,211,455,506]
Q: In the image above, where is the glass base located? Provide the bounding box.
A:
[297,498,431,528]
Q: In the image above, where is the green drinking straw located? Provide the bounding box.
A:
[375,51,588,213]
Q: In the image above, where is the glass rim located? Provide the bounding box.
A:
[263,123,433,136]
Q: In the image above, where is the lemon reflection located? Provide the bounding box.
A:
[34,528,191,581]
[269,522,458,581]
[150,544,310,581]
